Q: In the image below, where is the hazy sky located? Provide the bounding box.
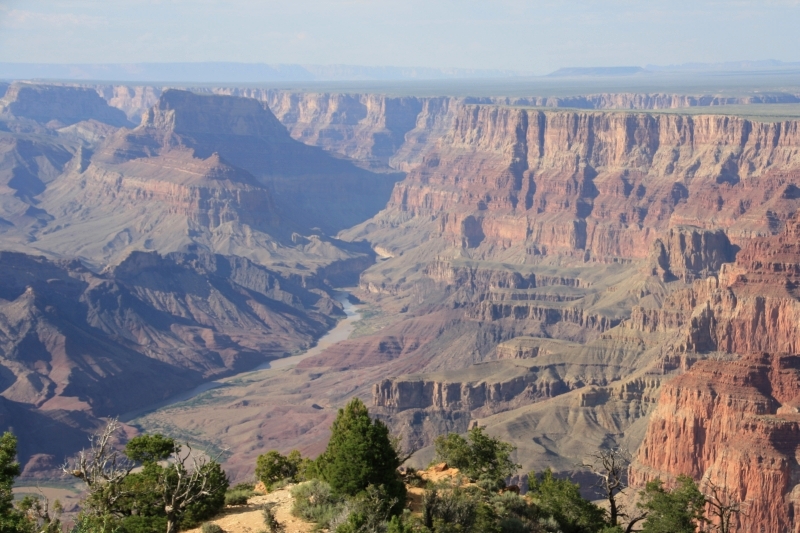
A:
[1,0,799,73]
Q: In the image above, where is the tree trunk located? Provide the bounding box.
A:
[166,516,177,533]
[609,492,618,526]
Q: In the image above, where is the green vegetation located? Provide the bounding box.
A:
[315,398,406,513]
[224,483,256,506]
[44,420,229,533]
[290,479,344,528]
[638,476,707,533]
[255,450,309,491]
[433,426,520,489]
[528,469,606,533]
[1,400,741,533]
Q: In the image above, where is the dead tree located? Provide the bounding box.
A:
[581,447,633,527]
[703,479,744,533]
[62,418,134,516]
[158,444,228,533]
[581,446,648,532]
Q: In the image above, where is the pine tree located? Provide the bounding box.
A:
[315,398,406,514]
[0,431,32,533]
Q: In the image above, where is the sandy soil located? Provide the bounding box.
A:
[185,487,315,533]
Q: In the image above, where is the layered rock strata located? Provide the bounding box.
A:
[630,215,800,533]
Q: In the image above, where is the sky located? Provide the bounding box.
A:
[1,0,799,74]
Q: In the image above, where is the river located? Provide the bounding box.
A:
[121,290,361,421]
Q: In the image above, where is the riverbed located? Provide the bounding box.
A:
[121,290,361,421]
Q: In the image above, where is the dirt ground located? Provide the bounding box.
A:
[185,487,315,533]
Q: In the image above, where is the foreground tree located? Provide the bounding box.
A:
[580,447,646,531]
[528,468,606,533]
[158,448,228,533]
[702,479,744,533]
[62,418,135,519]
[315,398,406,514]
[66,421,228,533]
[433,426,519,489]
[637,475,706,533]
[1,432,34,533]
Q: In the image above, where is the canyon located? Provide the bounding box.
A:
[1,80,800,530]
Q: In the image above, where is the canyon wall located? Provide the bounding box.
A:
[382,107,800,261]
[630,215,800,532]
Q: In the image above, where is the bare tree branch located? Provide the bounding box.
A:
[580,447,634,527]
[61,418,134,516]
[701,478,746,533]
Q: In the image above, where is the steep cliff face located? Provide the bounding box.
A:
[31,90,396,270]
[266,92,423,169]
[370,107,800,262]
[631,354,800,533]
[648,227,736,282]
[94,85,163,121]
[630,216,800,532]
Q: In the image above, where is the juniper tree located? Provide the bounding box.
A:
[315,398,406,514]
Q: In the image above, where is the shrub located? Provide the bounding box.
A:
[331,484,397,533]
[200,523,224,533]
[224,490,251,506]
[256,450,310,492]
[433,427,519,488]
[291,479,344,528]
[638,475,706,533]
[119,515,168,533]
[179,461,230,529]
[422,479,494,532]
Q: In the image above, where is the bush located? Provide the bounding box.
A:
[433,427,519,488]
[119,515,168,533]
[179,461,230,529]
[200,523,224,533]
[224,490,251,506]
[291,479,344,528]
[638,476,706,533]
[422,480,487,532]
[315,398,406,515]
[256,450,309,491]
[527,469,606,533]
[331,484,398,533]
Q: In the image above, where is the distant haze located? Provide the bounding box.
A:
[1,0,799,74]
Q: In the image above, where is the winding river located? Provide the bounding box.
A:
[121,290,361,421]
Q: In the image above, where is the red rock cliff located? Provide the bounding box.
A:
[631,215,800,533]
[383,106,800,261]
